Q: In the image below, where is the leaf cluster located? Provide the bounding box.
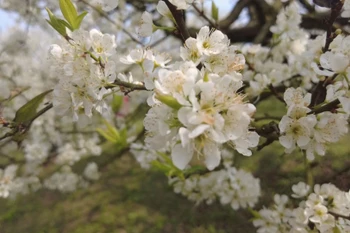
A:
[46,0,88,37]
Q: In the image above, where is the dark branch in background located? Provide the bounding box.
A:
[163,0,190,43]
[268,85,285,103]
[323,1,344,52]
[329,211,350,221]
[310,2,343,110]
[79,0,142,45]
[300,0,315,12]
[190,0,349,44]
[308,99,340,115]
[219,0,252,30]
[254,121,280,151]
[192,3,218,29]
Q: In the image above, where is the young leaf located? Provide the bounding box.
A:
[46,8,67,37]
[13,89,53,124]
[111,94,123,113]
[211,1,219,21]
[248,208,261,219]
[57,19,74,31]
[74,11,88,29]
[155,93,182,110]
[96,119,121,144]
[46,7,56,22]
[59,0,78,28]
[96,128,118,143]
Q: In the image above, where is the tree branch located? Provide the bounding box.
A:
[163,0,190,43]
[308,99,340,115]
[219,0,252,30]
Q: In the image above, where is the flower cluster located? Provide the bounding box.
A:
[139,26,259,171]
[44,165,84,193]
[1,4,350,233]
[0,164,42,198]
[0,165,18,198]
[279,87,348,160]
[0,24,109,198]
[243,2,313,97]
[253,182,350,233]
[49,29,117,124]
[171,166,260,210]
[181,26,245,75]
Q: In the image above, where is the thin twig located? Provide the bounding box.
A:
[79,0,142,45]
[192,3,218,29]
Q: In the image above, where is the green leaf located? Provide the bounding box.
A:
[111,94,123,113]
[59,0,78,27]
[74,11,88,29]
[119,128,128,147]
[211,1,219,21]
[153,152,185,179]
[183,165,206,177]
[248,208,261,219]
[46,7,56,22]
[333,226,341,233]
[96,120,121,144]
[155,93,182,110]
[57,19,74,31]
[96,128,117,143]
[46,8,67,36]
[13,89,53,124]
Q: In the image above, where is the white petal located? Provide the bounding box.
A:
[171,144,193,170]
[203,142,221,170]
[188,124,210,138]
[279,135,294,149]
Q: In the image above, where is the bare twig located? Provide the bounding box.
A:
[79,0,142,45]
[192,3,218,29]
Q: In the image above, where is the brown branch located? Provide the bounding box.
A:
[298,0,315,13]
[268,85,285,103]
[308,99,340,115]
[163,0,190,43]
[255,121,280,151]
[219,0,252,30]
[222,9,349,44]
[329,211,350,221]
[323,1,344,52]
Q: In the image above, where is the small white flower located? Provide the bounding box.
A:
[279,114,317,150]
[308,204,329,224]
[292,182,310,198]
[83,162,100,181]
[89,29,116,57]
[284,87,311,107]
[196,26,229,56]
